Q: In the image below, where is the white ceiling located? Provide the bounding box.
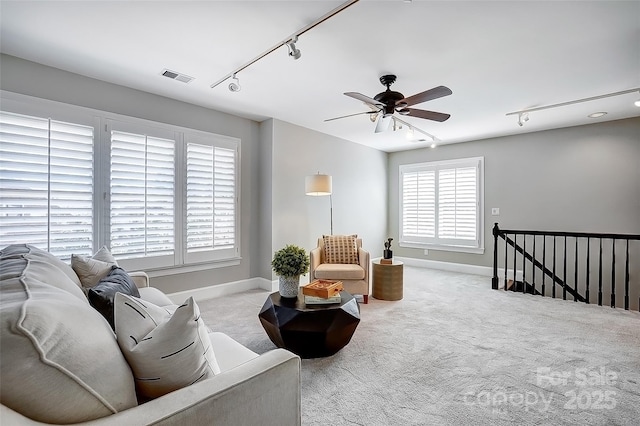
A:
[1,0,639,152]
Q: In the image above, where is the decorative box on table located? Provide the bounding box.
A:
[303,280,343,298]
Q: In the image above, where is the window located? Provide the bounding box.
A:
[0,94,240,271]
[0,111,94,259]
[400,157,484,253]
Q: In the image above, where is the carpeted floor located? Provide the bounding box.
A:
[197,267,640,426]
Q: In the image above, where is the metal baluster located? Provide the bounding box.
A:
[585,238,590,304]
[504,234,508,290]
[542,235,546,297]
[492,223,499,290]
[563,236,567,300]
[611,239,616,308]
[552,237,557,299]
[574,237,578,302]
[513,234,517,292]
[598,239,603,306]
[624,239,629,310]
[523,235,527,294]
[532,236,536,295]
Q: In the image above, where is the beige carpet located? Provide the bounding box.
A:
[197,267,640,426]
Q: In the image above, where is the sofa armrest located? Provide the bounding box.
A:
[128,271,149,288]
[1,349,301,426]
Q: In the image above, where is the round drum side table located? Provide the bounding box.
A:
[372,260,404,301]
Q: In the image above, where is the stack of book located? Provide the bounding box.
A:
[302,280,343,304]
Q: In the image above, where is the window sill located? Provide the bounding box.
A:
[400,242,484,255]
[142,257,242,278]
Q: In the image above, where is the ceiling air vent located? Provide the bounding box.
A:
[161,69,194,84]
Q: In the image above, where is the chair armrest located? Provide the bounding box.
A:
[0,349,302,426]
[128,271,149,288]
[358,247,370,284]
[310,247,322,280]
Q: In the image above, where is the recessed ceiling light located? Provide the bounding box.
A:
[588,112,607,118]
[634,99,640,107]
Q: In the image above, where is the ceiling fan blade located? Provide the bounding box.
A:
[344,92,384,107]
[375,115,392,133]
[406,108,451,122]
[401,86,452,107]
[324,111,378,122]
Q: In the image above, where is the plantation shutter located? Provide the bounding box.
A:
[0,111,94,259]
[401,169,435,239]
[110,130,175,260]
[438,166,477,241]
[186,143,236,257]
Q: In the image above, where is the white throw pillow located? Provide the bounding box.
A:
[114,293,221,399]
[71,246,118,289]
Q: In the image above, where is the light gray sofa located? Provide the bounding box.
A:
[0,244,301,425]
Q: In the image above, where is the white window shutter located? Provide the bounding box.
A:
[402,169,435,239]
[0,111,94,259]
[186,144,236,254]
[110,130,174,259]
[438,166,477,241]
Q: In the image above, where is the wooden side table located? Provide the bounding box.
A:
[372,260,404,300]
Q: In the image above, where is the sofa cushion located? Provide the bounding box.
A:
[72,249,118,290]
[88,267,141,330]
[314,263,366,280]
[114,293,221,400]
[323,234,359,264]
[0,244,84,297]
[0,246,138,424]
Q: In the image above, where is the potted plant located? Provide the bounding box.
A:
[272,244,310,298]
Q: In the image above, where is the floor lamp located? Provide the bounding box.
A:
[305,173,333,235]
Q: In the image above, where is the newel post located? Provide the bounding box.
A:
[492,223,500,290]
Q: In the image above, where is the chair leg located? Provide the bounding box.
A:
[363,294,368,304]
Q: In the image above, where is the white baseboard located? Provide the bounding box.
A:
[167,277,272,303]
[395,256,523,280]
[167,260,526,303]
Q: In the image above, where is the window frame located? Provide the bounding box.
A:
[399,156,484,254]
[1,90,241,274]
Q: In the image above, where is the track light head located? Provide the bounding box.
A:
[287,36,301,60]
[517,112,529,127]
[228,74,241,92]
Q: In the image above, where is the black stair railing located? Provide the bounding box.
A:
[492,223,640,311]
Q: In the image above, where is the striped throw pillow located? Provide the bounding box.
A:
[114,293,220,400]
[323,234,358,264]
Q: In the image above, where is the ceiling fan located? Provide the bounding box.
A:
[326,74,452,133]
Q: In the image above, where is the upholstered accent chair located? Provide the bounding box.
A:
[310,235,370,303]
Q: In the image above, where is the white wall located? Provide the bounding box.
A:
[268,119,388,281]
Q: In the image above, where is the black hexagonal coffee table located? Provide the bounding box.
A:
[258,290,360,358]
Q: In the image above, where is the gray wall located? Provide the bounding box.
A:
[269,119,388,280]
[0,54,261,294]
[388,117,640,267]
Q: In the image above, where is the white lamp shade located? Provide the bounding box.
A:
[305,174,332,196]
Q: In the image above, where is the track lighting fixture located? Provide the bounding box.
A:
[228,74,241,92]
[210,1,359,90]
[507,87,640,126]
[517,112,529,127]
[286,36,301,60]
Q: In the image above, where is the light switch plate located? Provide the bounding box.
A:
[491,208,500,216]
